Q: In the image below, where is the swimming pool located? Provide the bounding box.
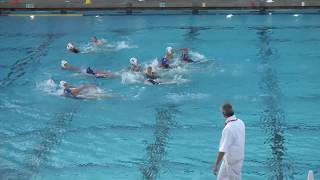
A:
[0,11,319,180]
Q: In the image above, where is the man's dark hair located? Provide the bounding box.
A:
[221,102,234,117]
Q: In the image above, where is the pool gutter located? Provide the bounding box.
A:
[1,8,320,17]
[2,5,320,11]
[1,1,320,16]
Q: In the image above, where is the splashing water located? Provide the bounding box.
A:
[120,52,211,85]
[76,86,108,99]
[37,79,110,99]
[145,58,160,70]
[112,41,137,51]
[160,75,189,85]
[80,40,137,53]
[121,71,144,84]
[37,79,63,96]
[189,51,206,60]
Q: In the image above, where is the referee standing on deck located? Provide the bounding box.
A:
[213,102,246,180]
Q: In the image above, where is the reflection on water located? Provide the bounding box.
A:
[183,26,206,41]
[140,105,178,180]
[257,27,294,180]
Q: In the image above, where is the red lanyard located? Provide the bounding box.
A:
[225,119,238,126]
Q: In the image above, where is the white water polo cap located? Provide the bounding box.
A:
[61,60,68,68]
[130,57,138,66]
[67,43,74,50]
[59,81,67,88]
[166,46,173,54]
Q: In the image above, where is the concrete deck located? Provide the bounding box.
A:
[1,0,320,10]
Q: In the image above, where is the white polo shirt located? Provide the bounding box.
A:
[218,115,245,180]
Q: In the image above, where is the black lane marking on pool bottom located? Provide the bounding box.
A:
[0,47,34,54]
[0,33,65,38]
[26,107,76,178]
[256,27,294,180]
[183,26,209,41]
[0,107,77,179]
[140,105,178,180]
[0,34,60,89]
[108,25,231,35]
[107,25,320,35]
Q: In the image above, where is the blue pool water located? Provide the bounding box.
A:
[0,12,319,180]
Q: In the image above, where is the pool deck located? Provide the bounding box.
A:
[1,0,320,11]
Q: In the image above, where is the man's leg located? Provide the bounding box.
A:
[218,161,229,180]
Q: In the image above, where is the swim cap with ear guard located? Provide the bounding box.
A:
[61,60,68,68]
[59,81,67,88]
[67,43,74,50]
[130,57,138,66]
[166,47,173,54]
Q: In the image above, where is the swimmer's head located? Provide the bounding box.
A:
[92,36,98,42]
[147,66,153,74]
[59,81,67,88]
[130,57,138,66]
[61,60,68,68]
[67,43,74,50]
[86,67,95,75]
[166,47,173,54]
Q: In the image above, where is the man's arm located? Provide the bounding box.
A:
[213,151,225,175]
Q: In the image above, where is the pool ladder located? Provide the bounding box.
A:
[307,170,314,180]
